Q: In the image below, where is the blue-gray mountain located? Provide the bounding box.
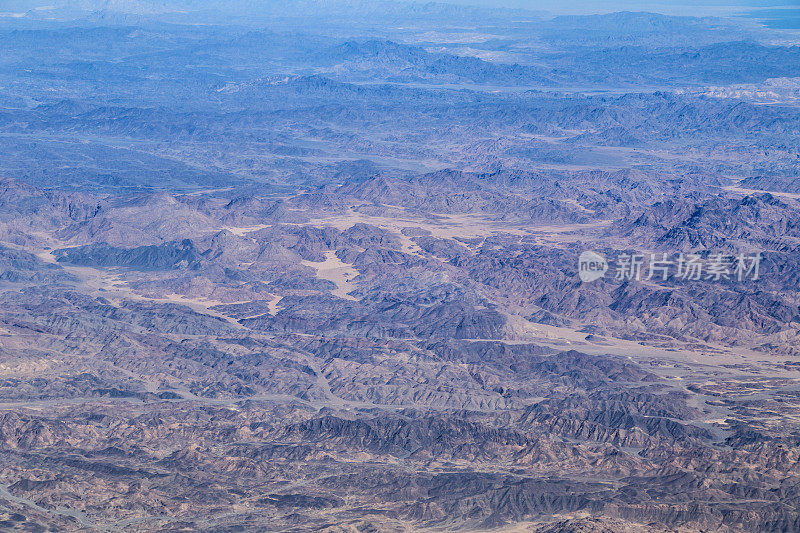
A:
[0,2,799,532]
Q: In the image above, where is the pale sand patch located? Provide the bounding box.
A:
[243,293,284,319]
[301,250,360,301]
[724,185,800,200]
[0,358,61,376]
[267,293,284,315]
[561,197,596,213]
[35,249,248,328]
[222,224,272,236]
[501,314,800,381]
[307,209,610,245]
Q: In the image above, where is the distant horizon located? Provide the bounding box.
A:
[440,0,798,15]
[2,0,799,18]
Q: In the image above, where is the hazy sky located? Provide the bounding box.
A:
[422,0,797,16]
[446,0,793,6]
[3,0,796,18]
